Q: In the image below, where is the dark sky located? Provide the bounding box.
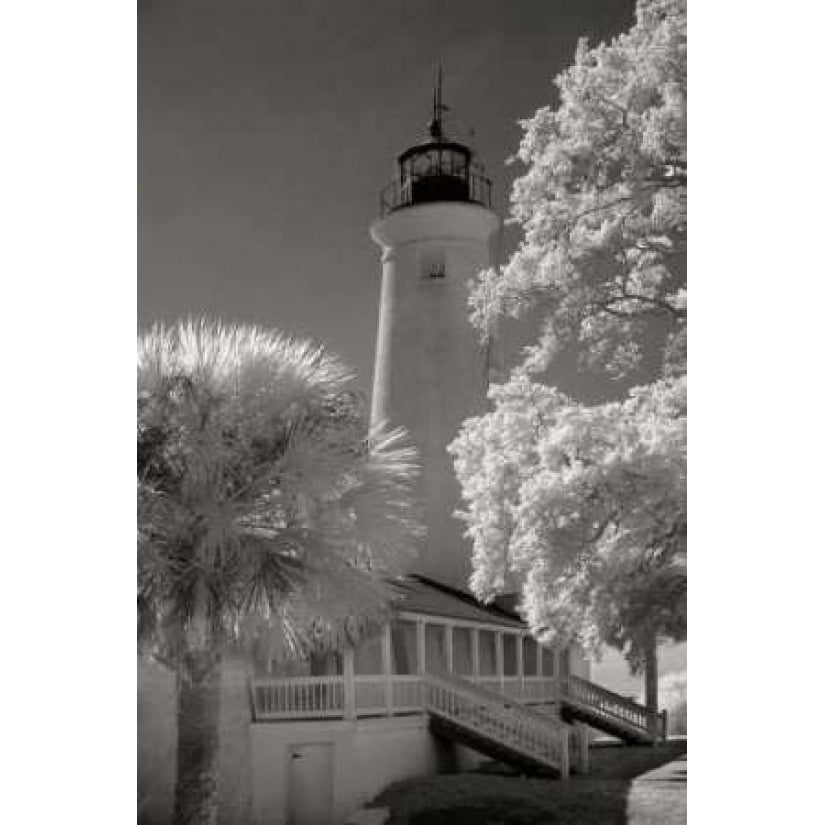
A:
[139,0,636,397]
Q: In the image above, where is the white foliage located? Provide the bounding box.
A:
[452,0,687,669]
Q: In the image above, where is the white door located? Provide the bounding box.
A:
[287,743,334,825]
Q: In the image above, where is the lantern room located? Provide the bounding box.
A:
[378,69,492,216]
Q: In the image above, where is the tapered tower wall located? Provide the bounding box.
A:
[370,201,500,589]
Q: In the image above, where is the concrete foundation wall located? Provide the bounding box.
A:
[250,714,479,825]
[137,658,176,824]
[139,661,489,825]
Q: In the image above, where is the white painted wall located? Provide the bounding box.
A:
[249,714,479,825]
[369,202,501,590]
[137,658,176,824]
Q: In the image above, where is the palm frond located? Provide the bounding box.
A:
[138,318,422,664]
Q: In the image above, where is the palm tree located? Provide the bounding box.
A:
[138,319,421,825]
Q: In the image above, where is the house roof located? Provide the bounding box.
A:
[389,574,525,630]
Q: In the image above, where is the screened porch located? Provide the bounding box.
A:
[250,612,568,722]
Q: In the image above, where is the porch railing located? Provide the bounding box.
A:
[250,676,345,720]
[250,674,558,722]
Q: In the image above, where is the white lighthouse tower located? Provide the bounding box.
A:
[369,72,501,589]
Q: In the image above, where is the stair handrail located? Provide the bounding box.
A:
[424,672,569,777]
[560,674,662,735]
[436,672,567,732]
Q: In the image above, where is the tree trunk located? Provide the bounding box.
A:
[173,645,222,825]
[643,635,658,740]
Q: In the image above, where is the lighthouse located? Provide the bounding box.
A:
[369,72,501,589]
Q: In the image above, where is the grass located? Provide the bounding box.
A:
[370,740,687,825]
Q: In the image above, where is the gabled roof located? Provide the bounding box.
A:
[389,574,525,630]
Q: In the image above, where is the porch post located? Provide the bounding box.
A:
[495,631,503,694]
[445,624,454,675]
[516,633,524,700]
[383,623,393,716]
[343,646,355,720]
[471,628,480,681]
[416,619,426,675]
[555,647,564,704]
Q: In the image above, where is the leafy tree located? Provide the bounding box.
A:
[138,319,420,825]
[450,0,686,716]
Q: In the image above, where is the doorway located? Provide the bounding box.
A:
[287,743,334,825]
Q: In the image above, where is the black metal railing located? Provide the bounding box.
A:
[378,171,492,217]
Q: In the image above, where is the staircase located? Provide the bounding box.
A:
[558,674,667,745]
[424,672,570,778]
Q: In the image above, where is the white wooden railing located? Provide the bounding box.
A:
[250,674,558,721]
[250,676,345,720]
[560,675,666,740]
[424,672,569,778]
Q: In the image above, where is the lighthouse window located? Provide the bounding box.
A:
[421,248,446,279]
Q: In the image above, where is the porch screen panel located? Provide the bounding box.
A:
[502,634,517,676]
[541,646,555,677]
[354,632,383,675]
[452,627,473,675]
[522,637,538,676]
[425,624,447,673]
[270,657,310,677]
[310,651,342,676]
[391,620,418,675]
[479,630,496,676]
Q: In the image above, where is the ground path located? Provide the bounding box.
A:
[624,749,686,825]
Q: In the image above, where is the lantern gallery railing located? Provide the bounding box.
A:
[249,674,560,722]
[378,170,492,216]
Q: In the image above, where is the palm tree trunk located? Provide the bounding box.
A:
[173,645,222,825]
[173,584,222,825]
